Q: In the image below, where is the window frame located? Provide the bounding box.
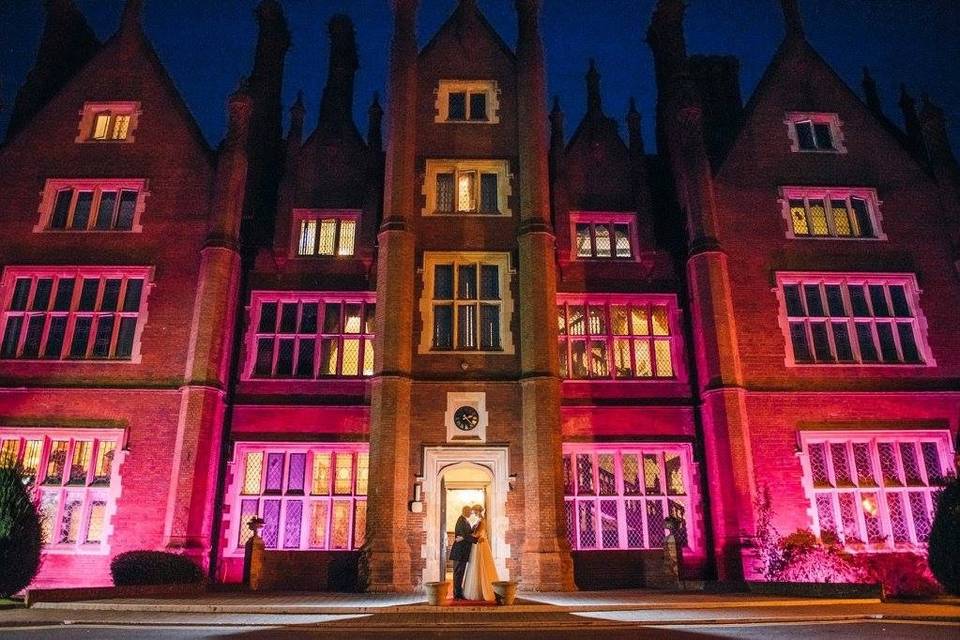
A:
[434,80,500,124]
[76,101,141,144]
[556,294,685,383]
[568,212,639,261]
[419,252,514,355]
[244,291,376,381]
[784,112,846,154]
[422,159,511,217]
[0,427,125,555]
[562,442,700,552]
[291,209,360,258]
[35,179,148,233]
[774,272,934,368]
[798,430,955,550]
[1,266,153,364]
[780,187,885,241]
[224,442,369,555]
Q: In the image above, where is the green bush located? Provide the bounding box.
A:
[110,551,204,586]
[929,478,960,595]
[0,463,43,598]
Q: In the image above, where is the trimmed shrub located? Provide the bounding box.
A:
[862,552,941,598]
[110,551,204,586]
[929,478,960,595]
[0,463,43,598]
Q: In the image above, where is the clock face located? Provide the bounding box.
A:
[453,406,480,431]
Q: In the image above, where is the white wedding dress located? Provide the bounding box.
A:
[462,518,499,601]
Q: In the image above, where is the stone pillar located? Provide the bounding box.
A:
[360,0,418,593]
[668,79,755,581]
[515,0,574,592]
[164,87,250,568]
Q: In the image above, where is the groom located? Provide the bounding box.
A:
[450,505,478,600]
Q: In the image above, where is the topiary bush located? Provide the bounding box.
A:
[110,551,204,586]
[0,463,43,598]
[928,477,960,595]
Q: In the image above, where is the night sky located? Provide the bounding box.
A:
[1,0,958,152]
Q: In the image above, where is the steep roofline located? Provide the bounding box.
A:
[419,1,516,64]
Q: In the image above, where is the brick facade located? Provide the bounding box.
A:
[1,0,957,592]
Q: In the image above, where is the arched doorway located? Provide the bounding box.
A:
[421,447,510,587]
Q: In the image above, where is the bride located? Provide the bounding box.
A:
[462,504,499,601]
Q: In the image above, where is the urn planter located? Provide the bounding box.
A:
[492,581,517,606]
[425,581,451,606]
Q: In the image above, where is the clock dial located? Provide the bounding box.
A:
[453,406,480,431]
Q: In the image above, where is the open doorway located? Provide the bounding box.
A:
[440,465,490,582]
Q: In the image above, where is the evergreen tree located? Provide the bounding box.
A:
[0,463,43,598]
[928,478,960,595]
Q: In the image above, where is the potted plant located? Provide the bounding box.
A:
[424,580,451,606]
[492,580,517,605]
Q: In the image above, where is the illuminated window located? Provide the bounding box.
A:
[77,102,140,143]
[785,112,845,153]
[801,431,953,548]
[563,444,696,551]
[435,80,499,124]
[569,212,637,260]
[422,253,511,353]
[293,210,359,257]
[1,267,151,362]
[36,179,147,232]
[423,160,510,215]
[557,296,680,380]
[782,188,882,239]
[0,429,121,552]
[247,293,375,379]
[777,273,931,366]
[229,444,368,551]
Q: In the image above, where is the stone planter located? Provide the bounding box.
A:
[425,581,451,606]
[492,581,517,606]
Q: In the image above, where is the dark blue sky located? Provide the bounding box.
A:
[1,0,958,152]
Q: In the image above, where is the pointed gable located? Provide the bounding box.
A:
[564,111,632,212]
[716,38,932,186]
[419,1,516,72]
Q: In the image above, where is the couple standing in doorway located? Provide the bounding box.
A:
[450,504,499,601]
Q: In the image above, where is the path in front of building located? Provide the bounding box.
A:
[0,590,957,639]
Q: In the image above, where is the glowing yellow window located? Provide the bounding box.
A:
[790,199,808,235]
[311,453,331,495]
[92,113,111,140]
[654,339,674,377]
[22,440,42,474]
[317,220,337,255]
[334,453,353,495]
[337,220,356,256]
[242,452,263,494]
[652,306,670,336]
[112,115,131,140]
[355,452,369,495]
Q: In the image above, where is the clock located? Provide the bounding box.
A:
[453,406,480,432]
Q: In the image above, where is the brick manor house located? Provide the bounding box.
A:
[1,0,958,591]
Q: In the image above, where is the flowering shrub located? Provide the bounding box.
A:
[0,463,43,598]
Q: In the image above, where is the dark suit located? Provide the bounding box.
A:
[449,515,476,599]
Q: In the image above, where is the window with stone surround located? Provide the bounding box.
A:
[246,293,375,379]
[435,80,500,124]
[0,428,123,554]
[800,430,954,549]
[784,112,846,153]
[776,273,932,367]
[422,160,510,216]
[569,212,637,260]
[293,209,359,257]
[557,295,681,380]
[0,267,152,362]
[419,252,514,354]
[76,101,141,143]
[781,187,884,240]
[227,443,368,552]
[35,179,148,232]
[562,443,697,551]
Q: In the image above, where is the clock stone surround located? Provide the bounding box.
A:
[444,391,488,442]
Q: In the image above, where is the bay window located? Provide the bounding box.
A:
[0,429,123,553]
[776,273,931,366]
[1,267,151,362]
[563,444,697,551]
[247,293,375,379]
[228,443,368,552]
[800,430,953,548]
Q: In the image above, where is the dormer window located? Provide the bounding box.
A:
[435,80,500,124]
[423,160,511,216]
[569,212,638,260]
[76,102,140,143]
[785,113,846,153]
[293,210,359,258]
